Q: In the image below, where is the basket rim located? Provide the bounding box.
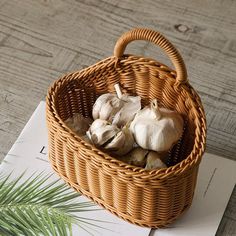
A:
[46,55,206,180]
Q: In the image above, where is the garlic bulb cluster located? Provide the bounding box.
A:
[130,99,184,152]
[87,119,134,156]
[120,147,167,169]
[92,84,141,127]
[64,85,184,171]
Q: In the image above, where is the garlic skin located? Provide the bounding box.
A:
[87,119,134,156]
[145,151,167,170]
[87,119,119,146]
[130,99,184,152]
[64,113,92,136]
[123,147,149,167]
[92,93,123,122]
[92,84,141,127]
[105,125,134,156]
[112,95,141,128]
[121,148,167,169]
[89,119,109,134]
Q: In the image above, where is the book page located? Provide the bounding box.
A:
[152,153,236,236]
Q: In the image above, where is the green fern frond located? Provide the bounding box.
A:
[0,172,102,236]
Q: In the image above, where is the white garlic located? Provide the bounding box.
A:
[92,93,123,121]
[122,147,149,167]
[130,99,184,152]
[120,148,167,169]
[112,96,141,128]
[145,151,167,170]
[92,84,141,127]
[105,125,134,156]
[64,113,92,136]
[87,119,134,156]
[87,119,119,146]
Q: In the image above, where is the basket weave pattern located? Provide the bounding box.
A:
[46,28,206,228]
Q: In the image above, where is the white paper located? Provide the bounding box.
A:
[1,101,235,236]
[152,153,236,236]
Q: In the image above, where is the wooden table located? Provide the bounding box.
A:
[0,0,235,235]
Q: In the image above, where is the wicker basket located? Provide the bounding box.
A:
[46,28,206,228]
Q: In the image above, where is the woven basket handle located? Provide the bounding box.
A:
[114,28,188,84]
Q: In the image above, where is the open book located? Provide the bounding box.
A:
[0,101,235,236]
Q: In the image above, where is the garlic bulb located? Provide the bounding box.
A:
[92,93,123,121]
[87,119,134,156]
[121,147,167,169]
[130,99,184,152]
[145,152,167,170]
[105,125,134,156]
[112,85,141,127]
[87,119,119,146]
[64,113,92,136]
[122,147,149,167]
[92,84,141,127]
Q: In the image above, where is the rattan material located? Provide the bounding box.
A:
[46,28,206,228]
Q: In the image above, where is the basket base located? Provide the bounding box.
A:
[50,163,193,228]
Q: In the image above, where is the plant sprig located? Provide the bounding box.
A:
[0,172,106,236]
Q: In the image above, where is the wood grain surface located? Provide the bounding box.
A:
[0,0,235,235]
